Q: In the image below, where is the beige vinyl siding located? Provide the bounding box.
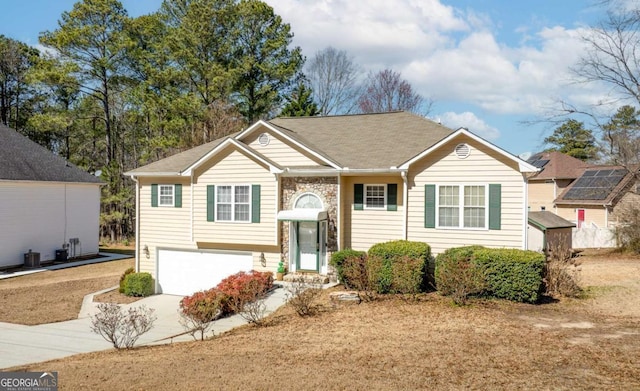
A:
[341,176,404,251]
[406,136,526,255]
[528,181,556,212]
[244,130,323,167]
[137,174,280,282]
[138,177,194,276]
[556,205,607,228]
[193,146,277,245]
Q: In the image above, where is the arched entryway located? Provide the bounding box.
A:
[277,192,328,274]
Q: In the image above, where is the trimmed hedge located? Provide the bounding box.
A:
[474,248,545,303]
[367,240,431,294]
[330,249,366,283]
[123,272,154,297]
[435,246,546,303]
[435,246,487,303]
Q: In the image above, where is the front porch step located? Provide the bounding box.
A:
[282,273,329,284]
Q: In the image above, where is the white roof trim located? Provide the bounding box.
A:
[235,120,342,169]
[277,209,328,222]
[398,127,539,173]
[182,138,282,176]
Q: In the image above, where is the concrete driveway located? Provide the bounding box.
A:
[0,287,290,370]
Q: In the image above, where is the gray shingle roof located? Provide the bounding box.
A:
[125,136,230,176]
[269,111,454,169]
[528,211,575,229]
[127,112,456,175]
[0,124,103,184]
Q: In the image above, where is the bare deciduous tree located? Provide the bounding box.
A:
[357,69,432,115]
[306,46,362,115]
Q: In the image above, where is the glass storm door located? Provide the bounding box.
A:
[297,221,318,271]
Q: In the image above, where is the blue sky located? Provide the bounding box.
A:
[0,0,609,157]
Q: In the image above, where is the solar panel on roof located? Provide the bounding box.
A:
[563,168,628,201]
[533,159,549,168]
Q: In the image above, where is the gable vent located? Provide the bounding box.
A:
[455,143,470,159]
[258,133,270,146]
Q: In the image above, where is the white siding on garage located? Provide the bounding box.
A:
[157,249,253,296]
[406,136,526,255]
[0,181,100,268]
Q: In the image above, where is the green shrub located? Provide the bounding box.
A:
[119,267,135,294]
[123,272,154,297]
[474,248,545,303]
[435,246,487,305]
[330,249,366,282]
[368,240,431,293]
[389,255,425,298]
[368,240,431,262]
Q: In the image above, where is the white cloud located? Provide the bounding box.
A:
[268,0,608,117]
[438,111,500,140]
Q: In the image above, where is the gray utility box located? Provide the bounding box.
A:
[24,250,40,268]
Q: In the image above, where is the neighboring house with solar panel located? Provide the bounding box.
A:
[554,166,638,230]
[126,112,539,295]
[0,125,103,269]
[527,151,589,213]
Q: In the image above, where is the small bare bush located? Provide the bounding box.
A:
[90,303,156,349]
[285,276,323,316]
[544,246,582,298]
[615,202,640,253]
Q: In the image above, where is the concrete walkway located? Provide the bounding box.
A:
[0,282,316,369]
[0,252,132,280]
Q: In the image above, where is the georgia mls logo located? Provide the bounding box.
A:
[0,371,58,391]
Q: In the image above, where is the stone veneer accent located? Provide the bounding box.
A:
[280,176,338,273]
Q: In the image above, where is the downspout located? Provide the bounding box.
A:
[190,172,194,242]
[337,174,341,250]
[401,171,408,240]
[552,178,558,213]
[523,174,529,250]
[131,175,140,273]
[275,172,280,247]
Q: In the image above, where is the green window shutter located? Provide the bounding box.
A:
[207,185,215,222]
[387,184,398,211]
[354,184,364,210]
[251,184,261,223]
[174,184,182,208]
[424,184,436,228]
[151,184,158,207]
[489,184,501,230]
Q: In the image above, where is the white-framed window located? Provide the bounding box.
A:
[216,185,251,222]
[437,185,487,229]
[365,184,386,209]
[159,185,174,207]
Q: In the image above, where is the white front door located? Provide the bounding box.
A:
[298,221,318,271]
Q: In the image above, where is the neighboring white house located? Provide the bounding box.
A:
[0,125,103,268]
[126,112,539,296]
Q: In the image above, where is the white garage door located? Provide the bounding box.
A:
[157,249,253,296]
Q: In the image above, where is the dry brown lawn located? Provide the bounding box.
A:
[11,249,640,390]
[0,258,134,325]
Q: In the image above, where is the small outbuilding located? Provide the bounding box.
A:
[0,125,103,269]
[528,211,575,254]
